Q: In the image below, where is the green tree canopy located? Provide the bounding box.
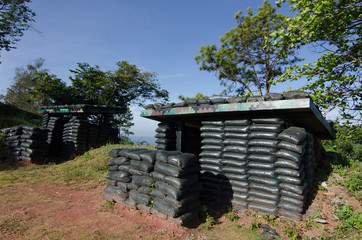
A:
[195,0,301,96]
[273,0,361,122]
[0,0,36,62]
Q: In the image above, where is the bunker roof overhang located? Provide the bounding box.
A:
[38,104,126,115]
[141,98,335,140]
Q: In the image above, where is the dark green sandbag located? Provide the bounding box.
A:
[129,190,151,205]
[224,119,251,126]
[168,153,198,168]
[106,157,129,166]
[249,189,280,200]
[153,198,186,218]
[278,126,307,144]
[130,160,153,173]
[247,196,278,207]
[164,173,199,189]
[155,181,190,200]
[105,171,131,182]
[249,203,277,214]
[132,175,153,187]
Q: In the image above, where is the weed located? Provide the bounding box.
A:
[97,200,115,211]
[283,222,303,240]
[200,205,215,230]
[261,214,276,226]
[226,210,239,222]
[136,210,142,216]
[248,219,259,231]
[334,203,362,231]
[0,215,28,236]
[149,197,154,209]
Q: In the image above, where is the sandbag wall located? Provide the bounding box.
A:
[155,122,176,151]
[197,118,319,219]
[104,148,200,225]
[1,125,49,162]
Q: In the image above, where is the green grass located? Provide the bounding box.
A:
[0,144,155,188]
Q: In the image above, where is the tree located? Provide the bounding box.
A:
[4,58,68,112]
[67,61,169,136]
[0,0,36,62]
[195,0,301,96]
[273,0,361,122]
[178,92,208,101]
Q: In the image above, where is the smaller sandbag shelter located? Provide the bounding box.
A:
[39,104,125,160]
[136,91,336,220]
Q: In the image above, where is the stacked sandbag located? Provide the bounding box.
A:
[42,113,49,128]
[199,121,224,203]
[104,148,133,206]
[155,122,176,151]
[97,123,119,146]
[20,126,49,162]
[1,125,23,160]
[222,120,250,210]
[276,126,308,219]
[152,151,200,225]
[46,116,65,156]
[247,118,285,215]
[87,124,99,149]
[59,116,89,159]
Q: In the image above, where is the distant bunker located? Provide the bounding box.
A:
[135,91,335,220]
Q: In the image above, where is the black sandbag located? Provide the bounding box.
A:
[107,180,117,186]
[137,203,151,213]
[280,196,304,206]
[150,189,166,199]
[275,158,301,170]
[249,131,278,140]
[200,132,224,139]
[249,203,277,214]
[155,181,189,200]
[200,169,223,176]
[163,192,199,208]
[200,126,223,132]
[126,149,149,160]
[201,138,223,145]
[138,186,152,195]
[200,188,221,197]
[222,152,248,161]
[200,151,222,158]
[283,91,309,99]
[103,193,126,203]
[132,175,153,187]
[247,162,275,170]
[248,169,276,178]
[156,151,181,163]
[156,127,175,134]
[200,164,222,172]
[106,171,131,182]
[248,197,278,207]
[168,153,198,168]
[155,132,176,138]
[249,189,280,200]
[278,141,306,154]
[263,93,284,101]
[222,185,248,194]
[201,144,223,151]
[223,145,248,154]
[189,183,202,193]
[279,181,308,194]
[248,176,279,186]
[131,160,153,172]
[153,198,186,218]
[224,126,250,133]
[249,183,280,194]
[116,182,128,192]
[224,132,249,139]
[155,161,199,177]
[200,176,224,184]
[278,127,307,144]
[231,199,248,209]
[228,179,249,188]
[156,138,175,145]
[118,165,131,172]
[224,119,251,126]
[202,121,224,126]
[129,168,148,176]
[250,124,282,132]
[275,166,304,177]
[104,186,128,197]
[248,139,279,148]
[277,174,305,185]
[151,171,165,181]
[222,159,247,168]
[278,209,302,220]
[164,174,199,189]
[233,193,249,201]
[223,138,248,146]
[276,149,303,162]
[108,148,122,158]
[279,202,303,213]
[129,190,151,205]
[108,165,118,171]
[107,157,129,166]
[248,146,276,154]
[168,208,199,225]
[223,166,247,175]
[280,189,306,201]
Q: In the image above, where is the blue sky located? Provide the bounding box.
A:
[0,0,321,137]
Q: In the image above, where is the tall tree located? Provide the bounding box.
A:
[4,58,68,113]
[195,0,301,96]
[273,0,361,122]
[0,0,36,62]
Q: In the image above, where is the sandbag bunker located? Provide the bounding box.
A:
[104,148,201,225]
[127,91,334,222]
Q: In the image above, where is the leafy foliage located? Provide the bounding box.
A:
[195,0,300,95]
[0,0,36,62]
[273,0,361,122]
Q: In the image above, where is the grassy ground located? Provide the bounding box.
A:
[0,143,361,239]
